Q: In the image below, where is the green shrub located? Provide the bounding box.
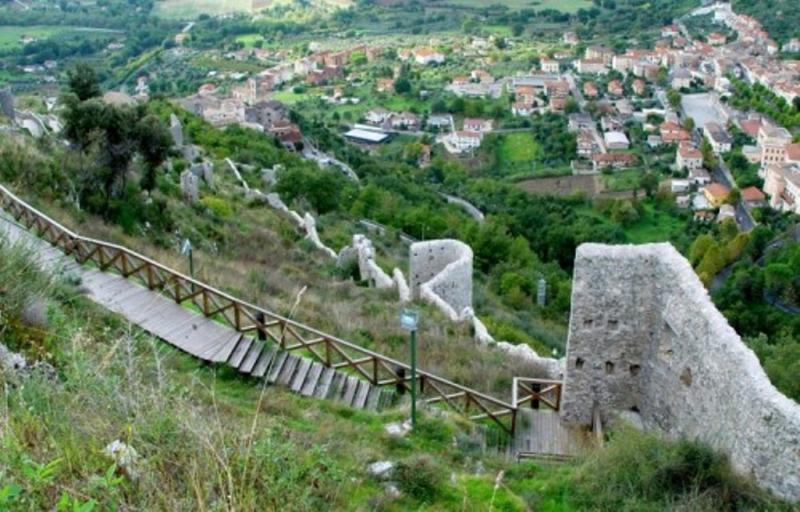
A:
[571,427,783,511]
[394,454,444,503]
[200,196,233,218]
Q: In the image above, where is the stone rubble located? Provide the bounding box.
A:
[367,460,394,479]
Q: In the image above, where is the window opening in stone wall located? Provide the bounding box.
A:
[575,357,584,369]
[605,361,614,374]
[680,367,693,387]
[629,364,641,376]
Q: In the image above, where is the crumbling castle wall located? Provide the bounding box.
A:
[561,243,800,501]
[409,240,473,321]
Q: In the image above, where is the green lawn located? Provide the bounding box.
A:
[492,132,550,177]
[601,169,642,192]
[234,33,266,48]
[0,26,77,51]
[271,89,316,105]
[624,203,686,244]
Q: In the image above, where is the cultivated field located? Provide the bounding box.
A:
[0,26,73,51]
[154,0,351,19]
[154,0,257,19]
[438,0,592,13]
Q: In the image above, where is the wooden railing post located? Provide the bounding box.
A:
[324,339,331,367]
[233,303,241,330]
[146,264,155,289]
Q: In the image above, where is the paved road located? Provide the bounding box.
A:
[711,159,755,231]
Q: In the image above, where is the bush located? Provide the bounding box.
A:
[200,196,233,218]
[393,454,444,503]
[571,427,782,511]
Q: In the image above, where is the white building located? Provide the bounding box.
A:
[440,131,482,154]
[604,131,630,151]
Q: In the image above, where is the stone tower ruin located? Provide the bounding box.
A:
[561,243,800,502]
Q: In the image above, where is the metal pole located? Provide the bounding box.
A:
[188,247,194,278]
[410,328,417,429]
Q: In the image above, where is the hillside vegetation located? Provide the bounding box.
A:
[0,237,790,511]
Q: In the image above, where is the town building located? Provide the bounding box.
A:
[758,124,793,168]
[604,131,630,151]
[703,122,732,154]
[703,182,730,207]
[540,58,560,73]
[677,143,704,171]
[592,152,636,171]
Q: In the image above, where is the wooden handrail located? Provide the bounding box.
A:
[513,377,562,411]
[0,184,518,433]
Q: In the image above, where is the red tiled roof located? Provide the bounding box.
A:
[739,119,761,138]
[741,186,765,202]
[786,143,800,162]
[704,183,730,199]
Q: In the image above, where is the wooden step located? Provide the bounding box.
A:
[277,355,300,386]
[228,336,253,368]
[341,376,359,405]
[252,345,277,378]
[266,351,288,384]
[313,368,335,399]
[238,341,263,374]
[290,358,312,393]
[301,363,324,397]
[326,373,346,400]
[365,386,382,411]
[352,380,371,409]
[379,389,395,410]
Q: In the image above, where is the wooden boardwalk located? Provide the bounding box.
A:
[0,184,598,458]
[513,409,592,460]
[0,212,390,411]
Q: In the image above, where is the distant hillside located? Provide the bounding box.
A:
[732,0,800,44]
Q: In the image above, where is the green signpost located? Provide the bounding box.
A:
[400,308,419,428]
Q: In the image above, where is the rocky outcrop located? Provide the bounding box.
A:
[561,243,800,502]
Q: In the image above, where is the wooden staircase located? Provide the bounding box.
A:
[0,183,519,435]
[225,335,391,411]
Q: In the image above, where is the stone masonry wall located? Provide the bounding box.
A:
[409,240,473,320]
[561,243,800,502]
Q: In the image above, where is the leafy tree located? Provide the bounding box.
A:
[666,88,681,109]
[394,76,411,95]
[725,187,741,205]
[639,172,659,198]
[136,114,173,191]
[67,62,102,102]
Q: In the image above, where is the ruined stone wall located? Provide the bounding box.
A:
[409,240,473,320]
[561,243,800,501]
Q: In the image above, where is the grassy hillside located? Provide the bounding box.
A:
[0,236,790,510]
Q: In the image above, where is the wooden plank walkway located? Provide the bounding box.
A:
[0,211,390,412]
[513,409,592,460]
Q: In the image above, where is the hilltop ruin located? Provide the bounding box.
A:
[561,243,800,501]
